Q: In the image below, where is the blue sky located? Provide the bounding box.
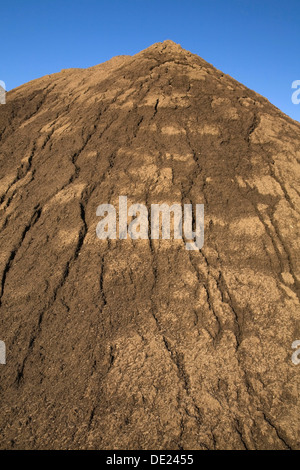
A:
[1,0,299,121]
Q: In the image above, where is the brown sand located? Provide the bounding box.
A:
[0,40,299,450]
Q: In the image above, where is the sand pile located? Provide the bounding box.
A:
[0,40,299,449]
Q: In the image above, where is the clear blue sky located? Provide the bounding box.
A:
[1,0,299,121]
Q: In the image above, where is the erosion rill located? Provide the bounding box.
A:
[0,41,299,450]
